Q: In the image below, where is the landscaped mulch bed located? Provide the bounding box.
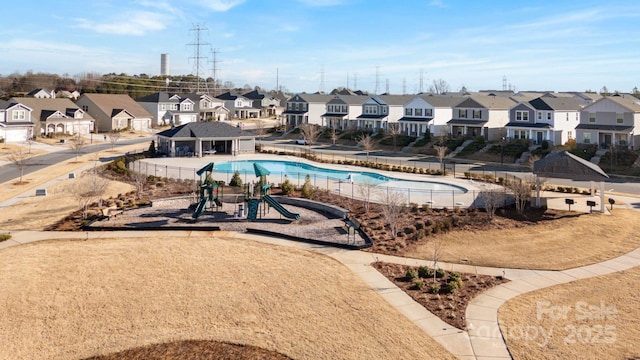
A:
[372,262,508,329]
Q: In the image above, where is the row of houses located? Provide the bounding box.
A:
[283,90,640,148]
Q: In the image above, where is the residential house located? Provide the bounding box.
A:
[321,95,366,130]
[215,92,260,119]
[576,95,640,149]
[136,92,198,126]
[156,122,255,157]
[27,88,54,98]
[76,93,152,132]
[0,100,35,143]
[55,90,81,100]
[181,92,230,121]
[282,93,332,127]
[448,95,515,140]
[506,96,581,146]
[398,95,436,137]
[243,90,284,118]
[11,97,94,136]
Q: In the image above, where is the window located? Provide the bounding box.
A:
[589,113,596,123]
[583,133,591,144]
[303,104,308,111]
[473,110,482,119]
[538,111,542,120]
[327,105,334,113]
[82,105,89,112]
[568,131,573,139]
[183,103,193,111]
[381,105,388,114]
[547,112,551,120]
[458,109,467,118]
[617,113,624,124]
[12,110,25,121]
[295,103,300,111]
[405,108,412,116]
[515,110,528,121]
[415,108,423,116]
[426,109,433,117]
[160,104,166,111]
[364,105,377,114]
[513,130,528,139]
[341,105,347,112]
[287,103,292,110]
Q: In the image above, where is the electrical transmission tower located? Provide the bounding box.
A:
[319,64,325,93]
[375,66,381,94]
[209,48,221,95]
[187,24,210,94]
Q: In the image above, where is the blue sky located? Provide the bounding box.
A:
[2,0,640,94]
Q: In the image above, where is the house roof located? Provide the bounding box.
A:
[296,93,333,103]
[79,93,153,119]
[533,151,608,181]
[419,94,468,107]
[469,95,516,109]
[157,121,250,139]
[135,92,179,103]
[11,97,94,122]
[531,97,581,111]
[504,122,552,129]
[583,96,640,113]
[575,124,634,132]
[242,89,265,100]
[378,95,416,106]
[398,117,432,122]
[447,119,487,125]
[357,114,387,119]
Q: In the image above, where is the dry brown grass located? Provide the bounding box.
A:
[0,173,134,231]
[0,143,45,158]
[405,210,640,270]
[499,266,640,359]
[0,236,456,360]
[0,143,143,204]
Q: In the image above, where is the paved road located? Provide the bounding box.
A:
[0,137,152,184]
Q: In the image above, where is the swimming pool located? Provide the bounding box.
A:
[213,160,467,193]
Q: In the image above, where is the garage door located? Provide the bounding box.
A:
[4,128,28,143]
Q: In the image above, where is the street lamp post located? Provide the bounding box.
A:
[500,136,505,164]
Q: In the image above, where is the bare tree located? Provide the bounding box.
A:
[428,78,451,94]
[69,136,86,162]
[9,149,29,184]
[359,133,375,162]
[70,170,110,219]
[330,127,338,145]
[432,236,444,282]
[387,123,401,152]
[506,177,533,216]
[356,177,378,212]
[109,130,122,151]
[480,189,505,220]
[299,123,321,146]
[434,145,447,175]
[378,190,407,239]
[129,171,148,200]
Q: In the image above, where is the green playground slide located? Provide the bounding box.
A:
[263,195,300,220]
[192,198,208,219]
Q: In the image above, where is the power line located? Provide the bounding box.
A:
[187,24,210,94]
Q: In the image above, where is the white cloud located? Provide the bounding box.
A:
[195,0,245,12]
[428,0,446,8]
[75,11,170,35]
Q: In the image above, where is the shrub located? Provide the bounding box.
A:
[404,226,416,235]
[411,280,426,291]
[280,176,295,195]
[418,265,432,278]
[428,284,440,294]
[405,268,419,281]
[443,281,461,294]
[435,268,446,278]
[229,171,243,187]
[301,174,314,198]
[0,234,11,242]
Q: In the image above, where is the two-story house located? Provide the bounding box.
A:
[448,95,514,140]
[576,95,640,149]
[76,94,152,132]
[0,100,34,143]
[321,95,366,130]
[11,97,94,137]
[243,90,284,118]
[136,92,198,126]
[181,93,230,122]
[215,92,260,120]
[283,93,332,128]
[506,96,581,146]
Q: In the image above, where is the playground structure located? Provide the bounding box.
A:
[246,162,300,221]
[191,161,300,221]
[192,162,223,219]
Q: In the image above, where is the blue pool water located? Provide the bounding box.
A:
[213,160,467,193]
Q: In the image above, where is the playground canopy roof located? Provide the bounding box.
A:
[196,162,215,176]
[253,162,270,177]
[533,150,609,181]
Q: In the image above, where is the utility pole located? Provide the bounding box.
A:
[209,48,221,96]
[187,24,210,94]
[319,64,325,93]
[375,66,380,95]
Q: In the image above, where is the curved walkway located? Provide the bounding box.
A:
[3,229,638,360]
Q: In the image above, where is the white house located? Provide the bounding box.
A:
[506,96,581,146]
[136,92,198,126]
[448,95,515,140]
[282,93,332,127]
[321,95,366,130]
[0,101,35,143]
[576,95,640,149]
[11,97,95,136]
